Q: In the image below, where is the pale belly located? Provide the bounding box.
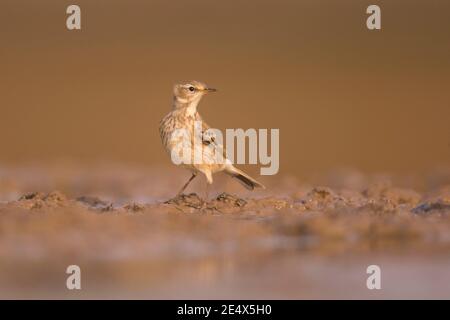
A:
[165,132,227,174]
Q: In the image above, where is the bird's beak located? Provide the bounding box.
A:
[204,87,217,93]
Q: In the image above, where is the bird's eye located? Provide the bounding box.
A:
[188,86,195,92]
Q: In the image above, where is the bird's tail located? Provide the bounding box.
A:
[224,165,265,190]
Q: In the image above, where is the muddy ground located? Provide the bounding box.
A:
[1,164,450,299]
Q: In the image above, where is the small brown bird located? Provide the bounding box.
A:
[159,80,265,195]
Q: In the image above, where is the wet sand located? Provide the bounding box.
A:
[1,164,450,299]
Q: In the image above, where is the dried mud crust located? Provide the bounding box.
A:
[1,182,450,253]
[1,166,450,298]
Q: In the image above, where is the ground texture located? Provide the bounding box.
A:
[1,164,450,298]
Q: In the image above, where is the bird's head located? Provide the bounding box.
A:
[173,81,217,106]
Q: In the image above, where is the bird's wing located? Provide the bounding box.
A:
[201,121,215,145]
[201,120,228,162]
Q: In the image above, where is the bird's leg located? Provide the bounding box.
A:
[203,170,213,202]
[177,173,197,196]
[205,181,210,202]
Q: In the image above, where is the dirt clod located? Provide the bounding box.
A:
[215,192,247,207]
[165,193,205,209]
[412,199,450,215]
[76,196,109,208]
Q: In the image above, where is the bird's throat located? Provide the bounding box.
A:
[173,97,201,116]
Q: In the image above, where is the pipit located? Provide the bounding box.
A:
[159,80,265,195]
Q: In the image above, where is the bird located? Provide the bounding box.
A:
[159,80,265,196]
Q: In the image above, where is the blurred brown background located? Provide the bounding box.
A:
[1,0,449,178]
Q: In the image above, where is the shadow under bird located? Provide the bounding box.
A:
[159,80,265,195]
